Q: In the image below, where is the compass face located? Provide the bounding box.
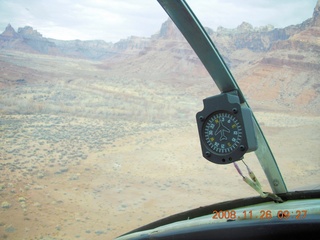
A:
[202,111,243,156]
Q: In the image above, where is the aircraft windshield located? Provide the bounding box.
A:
[0,0,319,239]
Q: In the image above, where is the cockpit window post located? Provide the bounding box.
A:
[157,0,287,194]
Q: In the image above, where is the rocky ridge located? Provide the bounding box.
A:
[0,1,319,114]
[0,3,319,239]
[0,1,319,61]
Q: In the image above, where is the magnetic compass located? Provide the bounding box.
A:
[203,111,242,155]
[196,92,258,164]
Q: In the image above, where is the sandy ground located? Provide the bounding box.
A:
[0,112,319,240]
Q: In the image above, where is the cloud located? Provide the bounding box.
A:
[187,0,317,29]
[0,0,317,42]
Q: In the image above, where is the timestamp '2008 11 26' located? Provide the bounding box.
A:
[212,210,308,220]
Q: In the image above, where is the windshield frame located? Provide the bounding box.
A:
[157,0,287,193]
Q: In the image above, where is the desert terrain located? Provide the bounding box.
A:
[1,3,320,238]
[0,49,319,240]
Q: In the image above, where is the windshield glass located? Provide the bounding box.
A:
[0,0,319,239]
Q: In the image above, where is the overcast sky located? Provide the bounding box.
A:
[0,0,317,43]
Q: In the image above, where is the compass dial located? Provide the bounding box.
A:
[202,111,242,155]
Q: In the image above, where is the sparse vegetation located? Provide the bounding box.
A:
[0,11,319,238]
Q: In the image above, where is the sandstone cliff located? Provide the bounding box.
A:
[0,1,319,114]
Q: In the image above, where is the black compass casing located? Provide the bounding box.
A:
[196,92,258,164]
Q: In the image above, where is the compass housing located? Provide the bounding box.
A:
[196,92,258,164]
